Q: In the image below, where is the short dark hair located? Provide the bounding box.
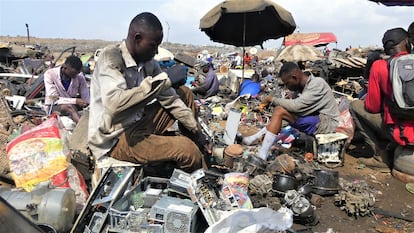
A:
[279,62,299,77]
[130,12,162,33]
[64,55,82,71]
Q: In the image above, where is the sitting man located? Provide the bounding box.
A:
[88,12,210,172]
[239,73,261,98]
[44,55,89,123]
[243,62,339,160]
[350,27,413,169]
[191,61,219,99]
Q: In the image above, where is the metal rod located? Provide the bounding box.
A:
[25,23,30,43]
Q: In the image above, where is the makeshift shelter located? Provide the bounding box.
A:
[283,32,337,47]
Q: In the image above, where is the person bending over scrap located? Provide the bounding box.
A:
[88,12,211,172]
[44,55,90,123]
[243,62,339,160]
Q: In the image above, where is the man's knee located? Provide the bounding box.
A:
[273,105,289,116]
[177,138,202,171]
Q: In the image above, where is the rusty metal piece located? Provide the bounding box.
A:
[267,154,296,174]
[249,174,272,196]
[310,194,324,208]
[2,88,11,96]
[0,93,16,180]
[222,144,243,169]
[334,180,375,218]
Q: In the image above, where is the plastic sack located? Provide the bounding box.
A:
[51,163,89,213]
[6,115,68,191]
[205,207,293,233]
[336,97,355,143]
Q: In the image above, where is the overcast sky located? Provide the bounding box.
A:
[0,0,413,50]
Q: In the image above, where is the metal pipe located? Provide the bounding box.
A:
[25,23,30,43]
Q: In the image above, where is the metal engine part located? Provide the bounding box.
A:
[334,180,375,218]
[284,190,318,226]
[249,174,273,196]
[315,132,348,168]
[0,183,76,233]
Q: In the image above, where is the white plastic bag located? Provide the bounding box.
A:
[204,207,293,233]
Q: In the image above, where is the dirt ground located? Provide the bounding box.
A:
[304,153,414,233]
[285,146,414,233]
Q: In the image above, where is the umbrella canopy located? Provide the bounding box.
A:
[283,32,337,47]
[199,0,296,47]
[368,0,414,6]
[275,44,324,62]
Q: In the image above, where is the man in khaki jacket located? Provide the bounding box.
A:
[88,12,209,172]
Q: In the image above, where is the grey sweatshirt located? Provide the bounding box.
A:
[272,75,339,134]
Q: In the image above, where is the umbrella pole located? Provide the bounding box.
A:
[239,47,245,95]
[239,13,247,96]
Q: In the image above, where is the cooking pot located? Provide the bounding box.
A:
[312,169,339,196]
[272,173,298,193]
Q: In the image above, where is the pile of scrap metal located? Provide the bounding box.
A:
[0,93,17,180]
[0,41,49,66]
[334,179,376,218]
[0,42,48,98]
[0,45,78,101]
[308,48,383,92]
[193,96,352,227]
[71,166,253,233]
